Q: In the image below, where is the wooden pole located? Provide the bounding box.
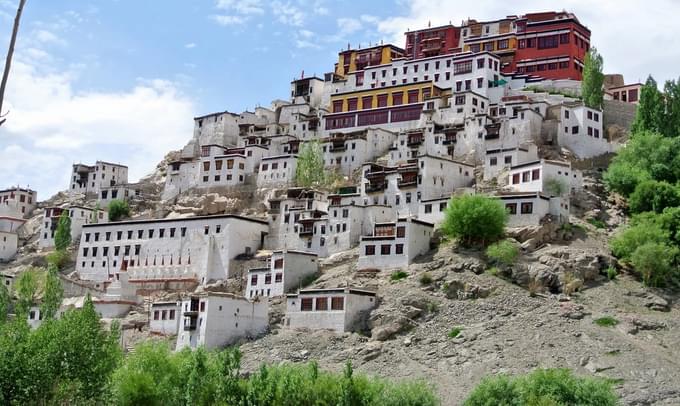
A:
[0,0,27,126]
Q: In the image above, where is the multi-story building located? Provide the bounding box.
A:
[70,161,128,196]
[246,250,318,298]
[405,24,462,59]
[290,76,325,107]
[75,214,269,284]
[175,292,268,350]
[284,287,376,333]
[506,159,582,197]
[557,102,610,158]
[0,187,37,218]
[484,144,538,180]
[39,206,107,249]
[256,155,298,188]
[149,300,181,336]
[608,83,641,104]
[357,217,434,270]
[0,210,27,261]
[497,191,568,227]
[320,128,396,175]
[333,44,405,79]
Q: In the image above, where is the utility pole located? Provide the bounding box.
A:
[0,0,27,127]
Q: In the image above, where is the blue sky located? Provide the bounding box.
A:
[1,0,679,199]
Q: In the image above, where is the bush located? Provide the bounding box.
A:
[545,177,568,196]
[108,199,130,222]
[46,249,71,270]
[629,180,680,214]
[441,195,508,246]
[463,368,618,406]
[630,242,678,287]
[610,220,669,261]
[606,266,618,280]
[448,327,462,338]
[419,272,433,285]
[485,240,519,267]
[594,316,619,327]
[588,218,606,229]
[603,160,651,197]
[390,271,408,281]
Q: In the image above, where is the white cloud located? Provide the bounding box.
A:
[295,39,320,49]
[210,14,247,26]
[216,0,264,15]
[34,29,66,46]
[298,29,314,39]
[0,59,195,199]
[337,17,362,35]
[271,1,305,27]
[376,0,680,85]
[184,42,196,49]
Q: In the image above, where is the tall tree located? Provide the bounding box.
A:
[0,283,10,324]
[662,78,680,137]
[40,264,63,320]
[14,269,38,317]
[54,210,72,251]
[632,76,665,134]
[295,140,327,188]
[0,0,27,126]
[581,47,604,109]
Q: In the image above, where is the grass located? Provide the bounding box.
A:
[606,266,618,281]
[486,267,500,277]
[588,218,607,229]
[390,271,408,281]
[300,273,320,288]
[426,301,439,314]
[419,272,433,285]
[604,349,621,356]
[448,327,463,338]
[594,316,619,327]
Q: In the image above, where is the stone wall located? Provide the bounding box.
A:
[603,100,637,133]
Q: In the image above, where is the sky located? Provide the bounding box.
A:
[1,0,679,199]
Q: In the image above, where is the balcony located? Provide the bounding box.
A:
[421,41,442,53]
[443,136,457,145]
[329,143,346,152]
[407,136,424,147]
[183,315,197,331]
[299,228,313,237]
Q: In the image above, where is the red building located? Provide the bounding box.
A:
[404,24,461,59]
[511,12,590,80]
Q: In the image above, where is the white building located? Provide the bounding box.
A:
[256,155,298,188]
[150,301,181,336]
[557,103,611,158]
[0,187,37,218]
[40,206,107,249]
[246,250,318,299]
[75,214,269,285]
[483,144,538,180]
[284,287,377,333]
[497,192,568,228]
[176,292,268,350]
[27,296,135,329]
[0,216,25,261]
[70,161,128,196]
[357,217,434,270]
[321,128,396,175]
[291,76,325,108]
[506,159,582,197]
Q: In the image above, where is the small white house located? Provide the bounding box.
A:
[40,206,106,249]
[246,250,318,299]
[150,301,181,336]
[506,159,582,197]
[0,187,37,218]
[483,144,538,180]
[175,292,268,350]
[256,155,298,188]
[498,192,567,228]
[284,287,377,333]
[357,217,434,270]
[557,103,611,159]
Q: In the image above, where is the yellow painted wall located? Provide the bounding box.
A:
[330,83,439,112]
[463,36,517,52]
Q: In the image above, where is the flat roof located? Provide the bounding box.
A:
[83,213,268,228]
[288,287,377,297]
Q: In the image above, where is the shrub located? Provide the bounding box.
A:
[486,267,500,277]
[603,161,651,197]
[300,273,319,288]
[46,249,71,270]
[594,316,619,327]
[108,199,130,222]
[390,271,408,281]
[448,327,462,338]
[605,266,618,280]
[630,242,678,287]
[588,218,606,229]
[463,368,618,406]
[441,195,508,246]
[544,177,568,196]
[419,272,433,285]
[610,220,669,261]
[54,210,72,251]
[485,240,519,267]
[629,180,680,214]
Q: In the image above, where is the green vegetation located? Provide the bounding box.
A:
[390,271,408,281]
[630,242,678,287]
[14,269,39,317]
[46,249,70,270]
[448,327,462,338]
[485,240,519,267]
[606,266,618,281]
[631,76,680,137]
[294,140,343,189]
[463,368,618,406]
[588,218,606,229]
[581,47,605,109]
[0,296,122,404]
[545,177,568,196]
[486,267,500,277]
[0,283,9,324]
[594,316,619,327]
[110,344,438,406]
[108,199,131,222]
[441,195,508,246]
[40,264,64,321]
[628,180,680,214]
[419,272,433,285]
[54,210,72,251]
[300,272,320,288]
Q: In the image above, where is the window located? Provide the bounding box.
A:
[264,274,272,284]
[564,110,570,119]
[512,173,520,184]
[560,33,570,44]
[250,275,258,285]
[454,60,472,75]
[316,297,328,310]
[169,310,175,320]
[331,297,344,310]
[522,171,531,182]
[532,169,540,181]
[498,39,509,49]
[477,59,484,69]
[395,244,404,254]
[490,157,497,166]
[521,202,533,214]
[365,245,375,256]
[200,301,206,312]
[153,311,159,320]
[275,273,283,283]
[381,245,391,255]
[301,298,313,311]
[424,204,432,213]
[572,126,579,134]
[274,258,283,269]
[506,203,517,215]
[504,156,512,165]
[392,92,403,106]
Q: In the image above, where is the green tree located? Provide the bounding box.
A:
[108,199,130,222]
[464,368,618,406]
[662,78,680,137]
[630,242,678,287]
[54,209,72,251]
[295,140,327,188]
[629,180,680,214]
[0,283,10,324]
[441,195,508,246]
[485,240,519,267]
[91,202,101,224]
[610,217,669,261]
[603,160,651,197]
[632,76,665,134]
[40,264,63,320]
[581,47,604,109]
[14,269,38,317]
